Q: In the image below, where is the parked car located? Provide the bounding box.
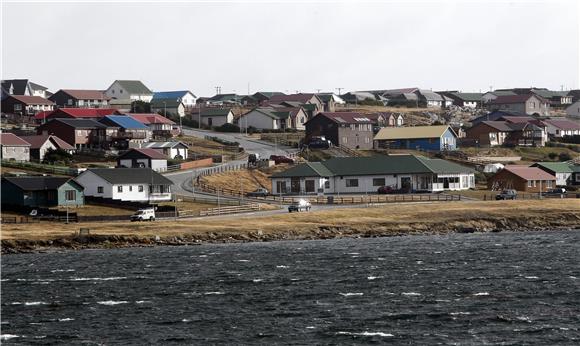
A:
[495,189,517,200]
[543,188,567,197]
[288,199,311,213]
[307,136,332,149]
[246,187,269,197]
[131,208,156,221]
[270,155,294,164]
[377,185,395,194]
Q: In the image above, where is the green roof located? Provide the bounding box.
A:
[115,80,152,95]
[200,108,232,117]
[532,162,574,174]
[150,98,183,108]
[272,155,475,178]
[452,92,483,102]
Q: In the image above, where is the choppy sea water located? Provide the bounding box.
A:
[2,230,580,345]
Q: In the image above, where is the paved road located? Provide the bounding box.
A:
[167,127,298,196]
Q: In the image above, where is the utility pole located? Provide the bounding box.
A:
[336,87,343,95]
[215,86,221,95]
[316,89,322,93]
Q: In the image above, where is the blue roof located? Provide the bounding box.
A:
[100,115,149,129]
[152,90,195,100]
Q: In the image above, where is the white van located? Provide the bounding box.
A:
[130,208,156,222]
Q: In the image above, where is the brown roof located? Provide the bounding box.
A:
[0,133,31,146]
[59,89,110,100]
[19,135,75,150]
[268,93,316,104]
[8,95,54,105]
[502,165,555,181]
[120,148,168,160]
[489,94,546,105]
[543,119,580,130]
[313,112,374,125]
[125,113,175,125]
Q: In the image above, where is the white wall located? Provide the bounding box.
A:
[566,101,580,118]
[75,171,113,199]
[239,110,276,130]
[38,140,56,161]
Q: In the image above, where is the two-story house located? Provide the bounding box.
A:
[98,115,152,149]
[487,94,550,116]
[1,95,55,115]
[305,112,374,150]
[1,79,50,98]
[126,113,177,139]
[37,118,108,150]
[0,133,31,161]
[104,80,153,102]
[49,89,110,108]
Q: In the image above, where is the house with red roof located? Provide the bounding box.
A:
[465,120,547,147]
[1,95,54,115]
[124,113,178,138]
[542,119,580,138]
[117,148,168,172]
[486,94,550,116]
[0,133,31,161]
[305,112,374,149]
[49,89,110,108]
[488,165,556,192]
[19,135,75,161]
[45,107,120,121]
[36,119,109,150]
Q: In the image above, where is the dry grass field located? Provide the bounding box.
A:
[2,200,578,242]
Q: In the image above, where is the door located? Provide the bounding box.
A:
[207,117,213,126]
[305,180,315,193]
[401,177,412,192]
[291,178,300,193]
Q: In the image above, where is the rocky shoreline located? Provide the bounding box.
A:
[2,213,579,254]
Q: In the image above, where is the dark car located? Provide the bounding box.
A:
[543,188,567,197]
[377,186,395,194]
[495,189,517,200]
[270,155,294,164]
[246,188,269,197]
[307,137,331,149]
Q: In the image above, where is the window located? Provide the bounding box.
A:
[372,178,386,186]
[129,186,133,192]
[117,186,123,193]
[528,180,532,187]
[112,90,115,94]
[120,89,123,94]
[305,180,315,193]
[346,179,359,187]
[65,190,76,201]
[533,180,537,187]
[138,185,144,192]
[324,180,330,189]
[342,137,348,144]
[14,104,22,111]
[97,186,104,194]
[546,180,553,188]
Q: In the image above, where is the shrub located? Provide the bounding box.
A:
[43,148,73,164]
[215,123,240,133]
[558,152,572,161]
[548,152,558,160]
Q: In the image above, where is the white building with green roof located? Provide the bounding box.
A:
[270,155,475,195]
[105,80,153,102]
[531,162,575,186]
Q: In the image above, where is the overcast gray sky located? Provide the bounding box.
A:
[2,0,578,96]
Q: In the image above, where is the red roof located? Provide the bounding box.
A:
[34,110,54,120]
[48,108,119,119]
[19,135,75,150]
[0,133,31,146]
[314,112,374,124]
[490,94,546,105]
[503,165,555,181]
[543,119,580,130]
[125,113,175,125]
[58,89,110,100]
[8,95,54,105]
[122,148,168,160]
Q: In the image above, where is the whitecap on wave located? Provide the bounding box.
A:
[69,277,127,281]
[0,334,20,340]
[473,292,490,296]
[402,292,421,296]
[339,292,364,297]
[204,292,225,295]
[337,331,393,337]
[58,318,74,322]
[97,301,128,305]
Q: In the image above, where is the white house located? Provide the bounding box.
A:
[270,155,475,195]
[194,108,235,127]
[566,101,580,118]
[542,119,580,137]
[238,107,307,130]
[141,141,189,160]
[105,80,153,102]
[75,168,173,202]
[117,148,168,172]
[152,91,197,107]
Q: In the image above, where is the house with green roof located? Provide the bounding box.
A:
[530,162,576,186]
[238,107,307,130]
[105,80,153,102]
[190,108,234,127]
[270,155,475,195]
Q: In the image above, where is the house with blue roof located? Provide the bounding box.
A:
[152,90,196,107]
[99,115,152,149]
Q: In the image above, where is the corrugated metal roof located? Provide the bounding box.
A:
[113,80,152,95]
[19,135,75,150]
[100,115,149,129]
[57,89,109,100]
[142,141,188,149]
[119,148,167,160]
[8,95,54,105]
[0,133,31,146]
[152,91,195,100]
[125,113,175,125]
[2,176,75,191]
[531,162,574,174]
[83,168,172,185]
[502,166,555,181]
[374,125,452,140]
